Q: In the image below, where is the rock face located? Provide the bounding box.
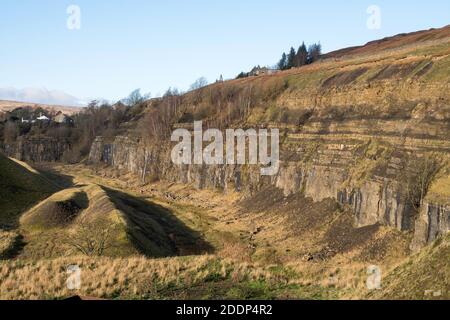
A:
[88,130,448,250]
[1,137,69,162]
[411,203,450,251]
[89,33,450,250]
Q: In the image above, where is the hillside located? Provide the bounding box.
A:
[82,26,449,298]
[369,234,449,300]
[324,24,450,59]
[89,24,450,241]
[0,100,81,115]
[0,154,58,227]
[0,25,449,300]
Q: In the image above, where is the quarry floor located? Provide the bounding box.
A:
[29,162,417,299]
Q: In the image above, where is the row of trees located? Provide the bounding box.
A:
[277,42,322,70]
[235,42,323,78]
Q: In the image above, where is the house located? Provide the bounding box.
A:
[54,112,73,124]
[36,113,50,121]
[248,66,279,77]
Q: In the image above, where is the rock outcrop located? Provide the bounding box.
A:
[87,29,450,250]
[1,137,69,162]
[411,203,450,251]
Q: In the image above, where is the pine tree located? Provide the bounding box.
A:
[287,47,296,69]
[278,52,287,70]
[295,42,308,67]
[307,43,322,64]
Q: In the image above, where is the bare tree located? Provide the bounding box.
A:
[402,154,444,210]
[122,89,151,106]
[189,77,208,91]
[62,217,119,256]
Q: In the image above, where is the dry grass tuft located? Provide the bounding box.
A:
[0,255,288,300]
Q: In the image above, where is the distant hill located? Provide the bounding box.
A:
[0,100,82,116]
[324,24,450,59]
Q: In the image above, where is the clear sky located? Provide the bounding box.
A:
[0,0,449,104]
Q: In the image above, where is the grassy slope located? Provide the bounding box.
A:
[368,235,449,300]
[0,154,58,226]
[17,182,210,260]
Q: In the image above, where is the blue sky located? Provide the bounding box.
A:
[0,0,449,104]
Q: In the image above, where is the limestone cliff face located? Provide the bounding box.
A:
[88,131,448,250]
[411,203,450,251]
[88,34,450,250]
[1,137,69,162]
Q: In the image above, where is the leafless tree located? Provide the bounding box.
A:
[62,217,119,256]
[189,77,208,91]
[401,154,444,210]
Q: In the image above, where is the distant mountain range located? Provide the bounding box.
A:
[0,87,85,107]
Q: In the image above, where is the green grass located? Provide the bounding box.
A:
[0,154,58,226]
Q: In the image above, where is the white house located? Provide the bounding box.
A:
[36,113,50,121]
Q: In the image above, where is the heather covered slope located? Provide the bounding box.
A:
[324,24,450,59]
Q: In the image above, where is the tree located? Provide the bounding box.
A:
[62,217,119,256]
[236,72,248,79]
[295,42,308,67]
[287,47,296,69]
[189,77,208,91]
[402,155,444,211]
[278,52,287,70]
[122,89,150,106]
[307,43,322,64]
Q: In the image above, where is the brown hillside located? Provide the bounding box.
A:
[0,100,81,115]
[324,25,450,59]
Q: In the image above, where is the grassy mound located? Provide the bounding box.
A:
[19,185,139,259]
[368,234,450,300]
[18,184,209,260]
[0,154,58,226]
[20,188,88,230]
